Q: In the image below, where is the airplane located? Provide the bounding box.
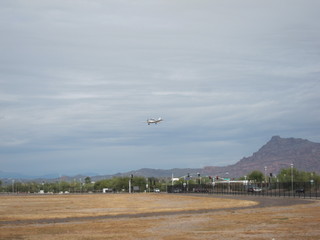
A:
[147,117,163,125]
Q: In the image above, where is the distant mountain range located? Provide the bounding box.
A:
[110,136,320,179]
[201,136,320,178]
[1,136,320,181]
[0,171,99,181]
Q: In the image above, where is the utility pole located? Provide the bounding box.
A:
[12,179,15,193]
[171,173,174,187]
[129,174,133,194]
[291,163,294,195]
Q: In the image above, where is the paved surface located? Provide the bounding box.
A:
[188,193,314,208]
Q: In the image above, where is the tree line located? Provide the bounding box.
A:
[0,176,165,193]
[1,167,319,194]
[242,168,320,183]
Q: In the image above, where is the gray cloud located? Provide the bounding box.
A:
[1,0,320,175]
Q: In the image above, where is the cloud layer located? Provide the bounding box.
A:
[1,0,320,175]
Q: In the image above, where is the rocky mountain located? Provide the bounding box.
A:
[202,136,320,178]
[117,136,320,179]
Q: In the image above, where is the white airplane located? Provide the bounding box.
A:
[147,117,163,125]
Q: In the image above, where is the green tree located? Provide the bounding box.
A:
[277,168,320,183]
[84,177,91,184]
[60,181,71,192]
[247,170,264,182]
[132,176,147,192]
[94,176,148,192]
[94,179,112,191]
[110,177,129,191]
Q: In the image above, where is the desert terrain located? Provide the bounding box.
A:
[0,193,319,239]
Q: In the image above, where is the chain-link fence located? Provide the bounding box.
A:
[167,181,319,198]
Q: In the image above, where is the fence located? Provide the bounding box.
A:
[167,181,319,199]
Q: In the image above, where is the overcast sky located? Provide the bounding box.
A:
[1,0,320,176]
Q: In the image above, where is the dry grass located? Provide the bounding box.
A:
[1,193,319,240]
[0,193,255,221]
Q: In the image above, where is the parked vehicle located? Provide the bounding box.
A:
[247,187,262,192]
[173,188,183,193]
[295,188,305,194]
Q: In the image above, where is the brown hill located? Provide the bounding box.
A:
[203,136,320,178]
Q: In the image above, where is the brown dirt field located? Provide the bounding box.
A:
[0,194,256,222]
[0,193,319,240]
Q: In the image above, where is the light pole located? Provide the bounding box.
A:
[171,173,174,187]
[129,174,133,193]
[291,163,294,195]
[264,166,267,183]
[197,173,201,185]
[226,172,230,192]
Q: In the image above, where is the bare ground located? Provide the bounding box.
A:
[0,193,319,240]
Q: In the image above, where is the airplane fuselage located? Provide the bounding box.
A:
[147,118,163,125]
